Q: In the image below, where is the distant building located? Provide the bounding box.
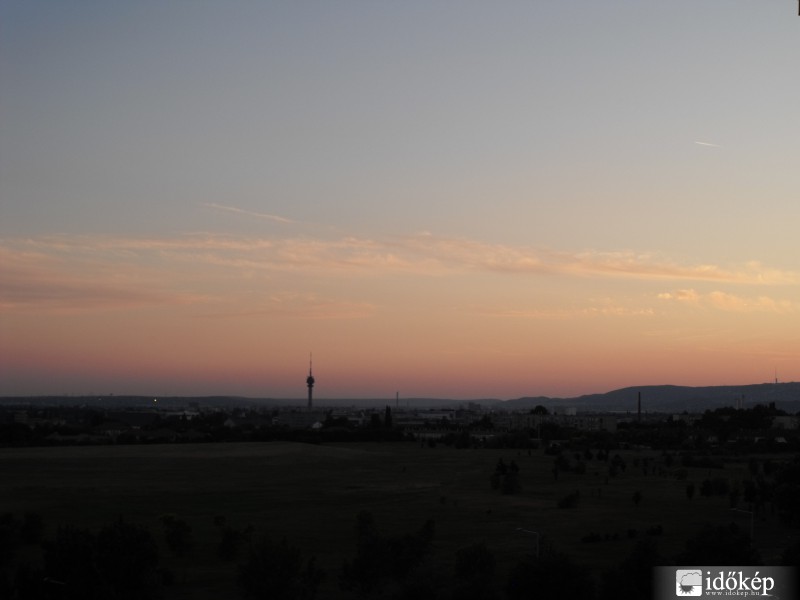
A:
[417,410,456,422]
[105,411,159,430]
[274,411,326,429]
[772,415,799,430]
[494,412,617,433]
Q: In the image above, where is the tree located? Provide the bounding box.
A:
[43,526,100,600]
[491,459,521,494]
[455,542,495,580]
[676,523,761,566]
[632,490,642,507]
[557,491,580,509]
[611,454,626,472]
[473,415,494,429]
[686,482,695,500]
[0,513,22,568]
[340,511,386,593]
[780,539,800,567]
[160,514,193,557]
[340,511,434,595]
[20,512,43,545]
[507,550,594,600]
[773,457,800,525]
[239,535,324,600]
[44,519,161,600]
[217,522,253,560]
[502,471,521,495]
[599,537,661,600]
[453,542,499,600]
[95,519,161,600]
[384,406,393,429]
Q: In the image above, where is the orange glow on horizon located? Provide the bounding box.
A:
[1,233,798,399]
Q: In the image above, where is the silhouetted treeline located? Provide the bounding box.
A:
[0,407,407,448]
[2,404,798,453]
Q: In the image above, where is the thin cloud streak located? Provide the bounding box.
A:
[203,202,294,224]
[694,140,722,148]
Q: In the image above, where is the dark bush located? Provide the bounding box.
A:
[557,491,580,509]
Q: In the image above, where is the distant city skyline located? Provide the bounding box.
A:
[1,2,798,399]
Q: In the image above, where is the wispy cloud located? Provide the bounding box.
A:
[476,305,655,319]
[396,236,798,284]
[203,202,294,224]
[196,293,374,320]
[2,233,798,315]
[707,291,794,313]
[0,246,201,312]
[694,140,722,148]
[658,288,795,313]
[657,289,700,303]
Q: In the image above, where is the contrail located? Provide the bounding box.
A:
[694,141,722,148]
[204,202,294,223]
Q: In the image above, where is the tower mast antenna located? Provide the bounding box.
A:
[306,353,315,409]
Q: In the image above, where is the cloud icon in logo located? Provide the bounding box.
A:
[676,570,703,596]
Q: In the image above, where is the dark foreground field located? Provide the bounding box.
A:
[2,441,796,598]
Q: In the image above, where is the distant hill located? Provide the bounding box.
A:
[506,382,800,413]
[0,395,268,410]
[0,395,502,410]
[2,383,798,413]
[299,397,500,409]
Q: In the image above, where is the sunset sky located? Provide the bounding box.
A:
[2,2,799,400]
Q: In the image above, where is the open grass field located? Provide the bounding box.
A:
[1,441,796,598]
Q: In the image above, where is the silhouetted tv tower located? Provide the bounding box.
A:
[306,354,315,409]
